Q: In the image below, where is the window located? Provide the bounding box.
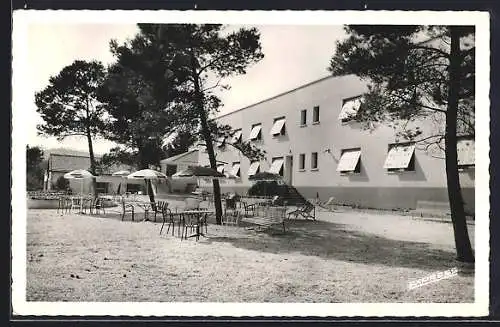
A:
[248,124,262,141]
[231,129,242,144]
[383,142,416,172]
[216,164,225,174]
[313,106,320,124]
[270,117,286,136]
[337,148,361,174]
[299,153,306,170]
[248,161,260,176]
[457,137,475,169]
[339,96,363,122]
[300,110,307,126]
[166,164,177,176]
[231,162,241,177]
[311,152,318,170]
[269,157,284,176]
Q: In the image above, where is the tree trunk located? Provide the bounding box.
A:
[136,145,156,206]
[446,26,474,263]
[192,69,223,224]
[147,179,156,210]
[86,128,98,198]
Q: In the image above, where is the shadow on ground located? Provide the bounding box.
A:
[204,219,458,272]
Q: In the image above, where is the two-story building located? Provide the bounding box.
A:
[196,74,475,213]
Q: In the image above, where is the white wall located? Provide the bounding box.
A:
[199,74,474,191]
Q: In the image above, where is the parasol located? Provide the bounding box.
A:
[173,165,226,179]
[112,170,131,194]
[63,169,94,195]
[127,169,168,205]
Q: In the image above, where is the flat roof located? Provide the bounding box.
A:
[214,74,353,120]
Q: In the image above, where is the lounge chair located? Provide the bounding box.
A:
[287,202,316,220]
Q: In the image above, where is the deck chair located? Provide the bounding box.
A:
[287,202,316,220]
[318,196,337,212]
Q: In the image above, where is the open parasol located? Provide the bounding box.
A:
[127,169,168,204]
[173,165,226,179]
[63,169,94,195]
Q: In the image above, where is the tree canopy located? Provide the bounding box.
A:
[139,24,265,223]
[329,26,474,149]
[36,60,108,141]
[97,29,196,169]
[35,60,107,179]
[26,145,45,191]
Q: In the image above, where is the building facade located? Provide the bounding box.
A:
[44,152,141,195]
[198,74,475,213]
[159,149,199,193]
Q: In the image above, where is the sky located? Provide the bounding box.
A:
[24,23,346,155]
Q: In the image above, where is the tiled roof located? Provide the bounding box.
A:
[43,148,104,159]
[49,153,135,175]
[49,154,93,172]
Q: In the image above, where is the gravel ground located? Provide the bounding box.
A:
[26,207,474,303]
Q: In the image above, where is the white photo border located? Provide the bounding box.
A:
[11,9,490,317]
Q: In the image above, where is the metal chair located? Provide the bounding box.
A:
[222,208,241,226]
[90,197,106,216]
[152,201,168,222]
[181,213,201,241]
[121,199,135,221]
[57,195,68,214]
[69,196,81,213]
[159,207,178,236]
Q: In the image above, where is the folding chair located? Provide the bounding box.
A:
[287,202,316,220]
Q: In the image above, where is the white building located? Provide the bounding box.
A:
[193,74,474,213]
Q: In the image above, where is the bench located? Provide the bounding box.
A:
[241,205,288,233]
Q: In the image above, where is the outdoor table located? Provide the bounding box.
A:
[180,209,213,241]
